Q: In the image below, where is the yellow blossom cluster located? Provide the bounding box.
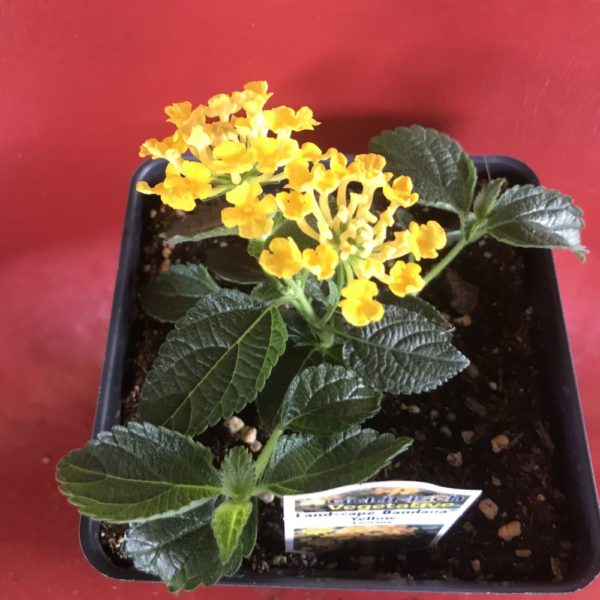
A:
[255,150,446,326]
[136,81,319,211]
[137,82,447,327]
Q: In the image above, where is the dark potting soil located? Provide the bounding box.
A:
[100,196,574,584]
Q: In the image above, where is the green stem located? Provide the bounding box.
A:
[423,237,469,285]
[254,425,284,480]
[318,266,345,327]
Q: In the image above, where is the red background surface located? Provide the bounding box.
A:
[1,1,599,598]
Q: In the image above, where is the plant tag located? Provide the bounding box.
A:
[283,481,481,553]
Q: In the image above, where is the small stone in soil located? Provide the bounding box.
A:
[240,426,257,444]
[149,209,157,218]
[465,396,487,416]
[223,416,245,434]
[407,404,421,414]
[491,434,511,453]
[461,430,475,444]
[498,520,522,541]
[454,314,472,327]
[550,557,563,580]
[272,555,287,566]
[466,363,480,378]
[446,451,463,467]
[478,498,499,520]
[463,521,474,533]
[515,549,532,558]
[492,475,502,486]
[258,491,275,504]
[440,425,452,438]
[249,440,263,453]
[447,412,456,422]
[470,559,481,573]
[159,258,170,272]
[489,381,498,391]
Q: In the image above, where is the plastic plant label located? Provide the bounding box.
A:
[283,481,481,553]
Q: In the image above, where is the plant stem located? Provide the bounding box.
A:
[254,425,284,480]
[423,237,469,285]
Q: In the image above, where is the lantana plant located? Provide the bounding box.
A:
[56,81,585,591]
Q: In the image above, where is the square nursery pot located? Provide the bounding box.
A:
[79,155,600,593]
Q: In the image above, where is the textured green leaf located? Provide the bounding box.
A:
[205,243,265,284]
[262,427,412,494]
[484,184,586,258]
[473,178,505,219]
[124,501,228,591]
[370,125,477,217]
[250,278,283,303]
[378,293,449,328]
[255,346,317,430]
[239,498,258,558]
[140,290,287,435]
[278,364,382,435]
[56,422,220,523]
[139,264,219,322]
[211,499,253,563]
[162,198,236,244]
[220,446,256,500]
[341,304,468,394]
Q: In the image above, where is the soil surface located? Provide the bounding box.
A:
[101,196,574,584]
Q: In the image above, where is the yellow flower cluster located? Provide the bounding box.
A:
[137,82,447,327]
[136,81,319,212]
[256,150,447,326]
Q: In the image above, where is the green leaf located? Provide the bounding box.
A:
[262,427,412,495]
[255,346,317,430]
[162,199,236,244]
[211,499,253,563]
[250,278,283,303]
[124,501,230,591]
[140,289,287,435]
[204,242,265,284]
[473,178,505,219]
[379,293,449,328]
[139,264,219,322]
[341,303,468,394]
[220,446,256,500]
[369,125,477,217]
[278,364,382,435]
[239,498,258,558]
[56,422,221,523]
[483,184,586,258]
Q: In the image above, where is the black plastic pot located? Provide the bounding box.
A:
[80,156,600,593]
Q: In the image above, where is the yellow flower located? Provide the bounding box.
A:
[303,244,339,280]
[383,175,419,207]
[265,106,319,134]
[211,141,255,175]
[388,261,425,297]
[136,161,213,211]
[275,191,313,221]
[408,221,447,260]
[311,164,339,194]
[259,237,303,279]
[339,279,384,327]
[300,142,324,162]
[205,93,241,120]
[251,137,299,174]
[352,257,386,280]
[349,153,387,179]
[329,149,350,177]
[284,158,313,190]
[221,182,276,239]
[164,101,193,127]
[139,133,186,164]
[233,80,272,116]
